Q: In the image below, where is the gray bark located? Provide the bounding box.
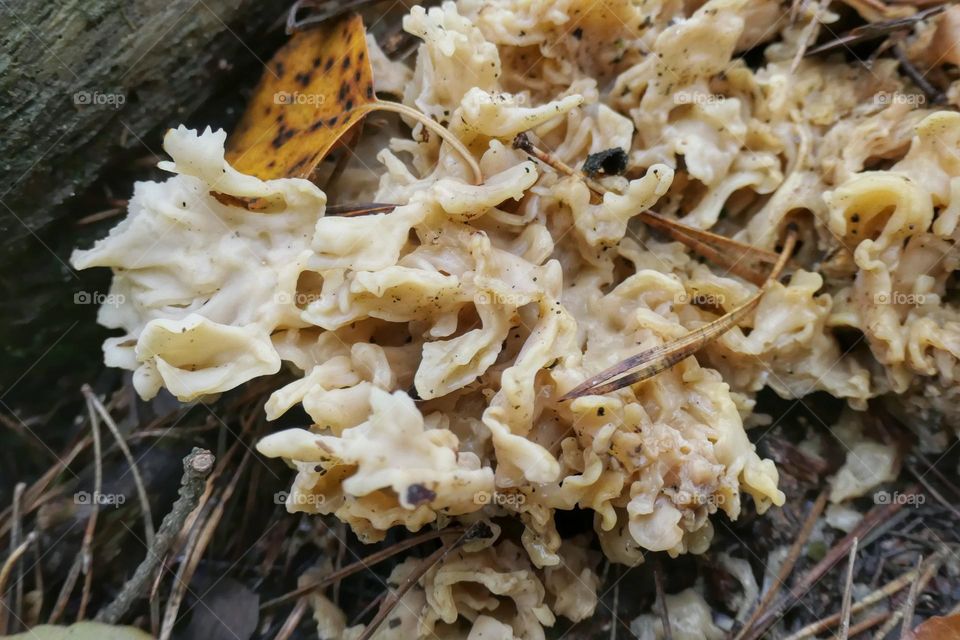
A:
[0,0,283,405]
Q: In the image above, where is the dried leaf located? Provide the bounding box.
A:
[909,614,960,640]
[226,13,374,182]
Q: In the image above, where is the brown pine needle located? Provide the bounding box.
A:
[356,532,466,640]
[781,550,942,640]
[805,5,947,57]
[512,132,781,285]
[562,226,796,400]
[0,532,36,635]
[637,212,776,285]
[259,527,465,610]
[325,202,398,217]
[735,490,829,640]
[745,485,922,640]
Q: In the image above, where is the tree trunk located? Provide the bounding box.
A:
[0,0,284,406]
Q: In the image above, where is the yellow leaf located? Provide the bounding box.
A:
[226,13,374,182]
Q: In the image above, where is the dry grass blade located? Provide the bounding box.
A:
[735,490,829,640]
[563,227,796,400]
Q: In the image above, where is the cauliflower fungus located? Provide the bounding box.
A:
[72,0,960,636]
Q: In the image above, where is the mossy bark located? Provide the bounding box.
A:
[0,0,283,406]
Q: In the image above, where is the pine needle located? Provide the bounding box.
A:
[562,226,797,400]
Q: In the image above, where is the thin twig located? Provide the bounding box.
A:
[159,449,251,640]
[96,448,215,624]
[736,490,829,640]
[840,538,859,640]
